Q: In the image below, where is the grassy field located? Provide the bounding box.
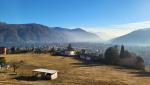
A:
[0,54,150,85]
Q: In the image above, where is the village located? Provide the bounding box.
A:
[0,44,104,80]
[0,44,105,63]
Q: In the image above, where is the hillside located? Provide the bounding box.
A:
[0,23,100,47]
[0,54,150,85]
[112,28,150,45]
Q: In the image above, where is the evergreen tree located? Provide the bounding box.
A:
[67,44,74,51]
[120,45,125,58]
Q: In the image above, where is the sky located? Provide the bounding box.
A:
[0,0,150,40]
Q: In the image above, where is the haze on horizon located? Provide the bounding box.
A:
[0,0,150,40]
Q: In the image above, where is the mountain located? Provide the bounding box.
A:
[112,28,150,45]
[0,23,100,47]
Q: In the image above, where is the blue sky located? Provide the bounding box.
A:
[0,0,150,28]
[1,0,150,40]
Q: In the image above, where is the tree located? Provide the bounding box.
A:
[67,44,74,51]
[120,45,125,58]
[34,48,42,54]
[49,47,56,55]
[10,46,15,53]
[81,49,86,54]
[136,56,145,69]
[0,57,6,67]
[9,60,24,73]
[104,45,120,65]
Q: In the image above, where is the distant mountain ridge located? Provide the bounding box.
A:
[112,28,150,45]
[0,22,100,47]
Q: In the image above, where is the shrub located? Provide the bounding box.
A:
[104,45,119,65]
[0,57,6,67]
[136,56,145,69]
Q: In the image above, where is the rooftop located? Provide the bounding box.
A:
[32,68,58,74]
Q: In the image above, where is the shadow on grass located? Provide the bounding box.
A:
[71,62,103,67]
[0,71,7,73]
[114,66,139,70]
[71,57,104,67]
[129,71,150,77]
[14,76,51,81]
[113,66,150,77]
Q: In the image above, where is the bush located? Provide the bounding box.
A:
[104,45,119,65]
[136,56,145,69]
[118,46,145,70]
[0,57,6,67]
[105,45,145,70]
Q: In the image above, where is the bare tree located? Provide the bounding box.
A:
[9,60,24,73]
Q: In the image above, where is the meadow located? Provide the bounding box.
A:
[0,53,150,85]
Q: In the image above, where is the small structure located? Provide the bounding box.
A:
[32,68,58,80]
[64,43,76,56]
[0,47,7,55]
[65,50,76,56]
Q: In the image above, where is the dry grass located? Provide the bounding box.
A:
[0,54,149,85]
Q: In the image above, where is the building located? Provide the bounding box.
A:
[64,50,76,56]
[0,47,7,55]
[32,68,58,80]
